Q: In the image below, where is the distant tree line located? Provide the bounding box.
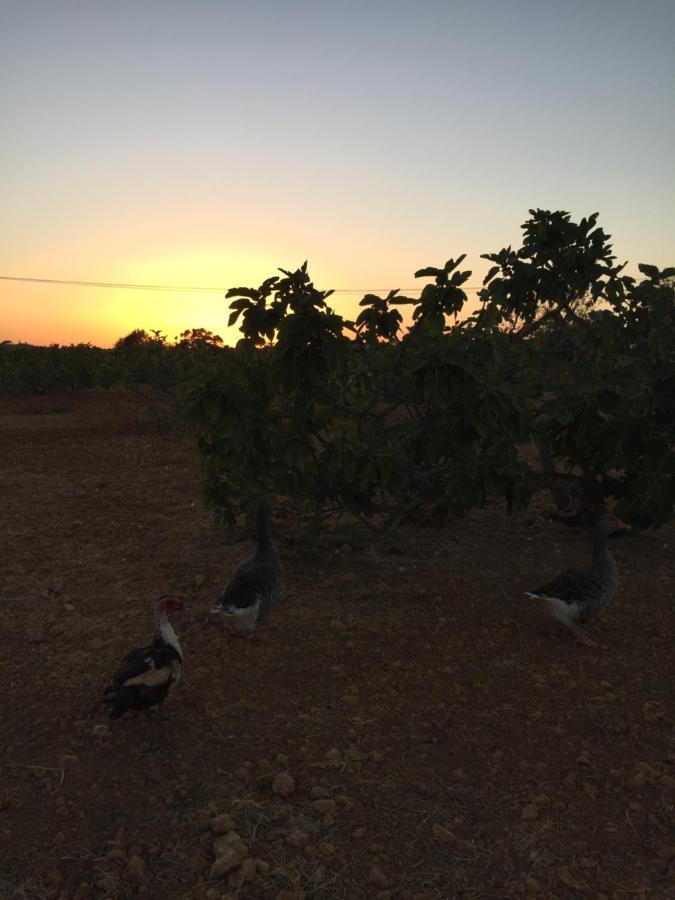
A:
[0,328,228,394]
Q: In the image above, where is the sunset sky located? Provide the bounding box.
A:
[1,0,674,347]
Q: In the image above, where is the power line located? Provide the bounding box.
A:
[0,274,482,293]
[0,274,240,294]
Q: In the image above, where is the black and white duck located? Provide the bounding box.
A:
[97,596,184,717]
[525,512,630,645]
[211,495,282,632]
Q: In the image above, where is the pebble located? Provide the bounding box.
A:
[343,748,366,761]
[309,865,326,884]
[72,884,90,900]
[213,832,246,858]
[312,798,336,814]
[368,865,389,888]
[209,842,248,879]
[557,865,586,890]
[325,748,342,766]
[310,786,330,800]
[210,813,236,834]
[626,772,645,789]
[521,804,539,821]
[228,857,256,887]
[123,855,147,885]
[272,772,296,798]
[286,828,310,848]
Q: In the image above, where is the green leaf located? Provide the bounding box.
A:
[637,263,660,280]
[226,287,259,300]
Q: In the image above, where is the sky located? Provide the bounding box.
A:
[1,0,674,347]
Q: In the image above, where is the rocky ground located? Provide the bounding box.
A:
[1,390,673,900]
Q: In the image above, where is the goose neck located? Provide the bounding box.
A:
[255,500,274,553]
[591,530,616,578]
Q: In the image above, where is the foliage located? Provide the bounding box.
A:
[189,209,674,536]
[476,210,675,528]
[187,263,532,535]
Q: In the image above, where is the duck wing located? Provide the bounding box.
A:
[103,640,181,716]
[113,642,180,686]
[527,566,605,606]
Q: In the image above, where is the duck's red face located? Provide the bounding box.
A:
[157,596,185,613]
[608,516,631,537]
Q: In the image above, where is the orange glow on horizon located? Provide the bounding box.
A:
[1,243,435,348]
[1,245,352,348]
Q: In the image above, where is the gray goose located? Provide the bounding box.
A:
[525,512,630,645]
[98,596,184,717]
[211,496,282,632]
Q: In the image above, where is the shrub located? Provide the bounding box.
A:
[188,211,674,536]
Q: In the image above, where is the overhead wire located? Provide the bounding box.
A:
[0,274,482,293]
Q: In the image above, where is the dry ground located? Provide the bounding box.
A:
[1,391,673,900]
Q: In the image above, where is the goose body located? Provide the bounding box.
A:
[212,496,282,632]
[526,513,629,634]
[101,596,184,717]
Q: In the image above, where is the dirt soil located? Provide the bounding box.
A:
[1,391,673,900]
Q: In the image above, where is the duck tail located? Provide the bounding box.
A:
[90,683,124,716]
[89,688,113,716]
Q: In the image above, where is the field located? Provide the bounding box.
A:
[1,391,673,900]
